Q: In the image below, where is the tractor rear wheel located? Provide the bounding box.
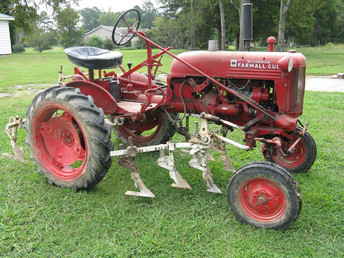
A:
[228,162,301,229]
[26,86,112,190]
[263,132,317,174]
[116,110,176,146]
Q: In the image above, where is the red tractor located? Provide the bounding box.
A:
[22,10,317,229]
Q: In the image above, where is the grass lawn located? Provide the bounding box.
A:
[0,91,343,257]
[0,45,344,257]
[1,44,344,92]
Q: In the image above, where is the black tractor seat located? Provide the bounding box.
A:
[64,46,123,70]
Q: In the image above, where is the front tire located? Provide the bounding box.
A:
[228,162,301,229]
[26,86,112,190]
[263,132,317,173]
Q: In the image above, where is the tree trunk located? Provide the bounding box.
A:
[278,0,291,51]
[218,0,226,50]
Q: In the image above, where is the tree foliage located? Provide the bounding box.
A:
[80,7,102,32]
[56,7,82,47]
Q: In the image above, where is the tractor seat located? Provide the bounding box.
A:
[64,46,123,70]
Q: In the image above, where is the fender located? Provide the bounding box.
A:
[65,80,125,115]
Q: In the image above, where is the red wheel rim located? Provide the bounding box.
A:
[32,103,88,181]
[117,112,163,145]
[239,178,287,222]
[271,138,306,169]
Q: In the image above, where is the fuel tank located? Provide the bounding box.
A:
[169,51,306,80]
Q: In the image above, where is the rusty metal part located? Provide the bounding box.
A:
[118,138,155,198]
[157,143,192,190]
[212,139,235,173]
[3,116,26,162]
[189,120,222,194]
[287,127,307,154]
[110,116,258,197]
[189,146,222,194]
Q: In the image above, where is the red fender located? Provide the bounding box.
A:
[65,80,124,115]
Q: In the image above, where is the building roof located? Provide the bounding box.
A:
[0,13,15,21]
[84,25,114,36]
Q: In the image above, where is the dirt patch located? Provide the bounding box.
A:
[0,93,13,98]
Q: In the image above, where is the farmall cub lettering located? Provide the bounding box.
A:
[11,10,317,229]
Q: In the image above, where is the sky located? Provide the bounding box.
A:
[75,0,159,12]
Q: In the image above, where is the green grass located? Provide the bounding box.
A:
[0,90,344,256]
[297,44,344,75]
[0,48,183,92]
[1,44,344,92]
[0,44,344,256]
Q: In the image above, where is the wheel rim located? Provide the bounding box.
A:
[239,178,287,222]
[32,103,88,181]
[270,138,306,170]
[117,112,164,145]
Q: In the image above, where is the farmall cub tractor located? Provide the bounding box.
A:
[16,10,317,229]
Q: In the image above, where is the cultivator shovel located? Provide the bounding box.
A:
[113,115,240,198]
[2,116,26,162]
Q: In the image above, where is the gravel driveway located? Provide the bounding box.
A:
[306,76,344,92]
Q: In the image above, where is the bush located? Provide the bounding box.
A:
[12,44,25,53]
[103,39,114,50]
[32,31,56,52]
[85,36,104,48]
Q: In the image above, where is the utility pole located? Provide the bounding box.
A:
[239,0,253,51]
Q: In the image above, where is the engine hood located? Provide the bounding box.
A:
[169,51,306,79]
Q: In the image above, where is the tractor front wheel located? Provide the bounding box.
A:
[262,132,317,173]
[26,87,112,190]
[228,162,301,229]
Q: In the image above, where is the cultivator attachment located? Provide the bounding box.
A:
[157,146,192,190]
[2,116,26,162]
[112,115,243,198]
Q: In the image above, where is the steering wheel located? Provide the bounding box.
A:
[112,9,141,46]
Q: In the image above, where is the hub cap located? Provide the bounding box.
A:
[239,178,287,222]
[33,104,88,181]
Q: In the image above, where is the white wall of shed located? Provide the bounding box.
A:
[0,21,12,55]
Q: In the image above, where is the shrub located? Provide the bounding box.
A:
[85,36,104,48]
[103,39,114,50]
[12,44,25,53]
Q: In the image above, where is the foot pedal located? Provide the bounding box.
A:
[157,148,192,190]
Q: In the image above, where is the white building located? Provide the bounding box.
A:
[84,26,130,42]
[84,25,148,46]
[0,13,15,55]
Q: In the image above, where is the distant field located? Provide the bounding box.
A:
[0,44,343,91]
[297,44,344,75]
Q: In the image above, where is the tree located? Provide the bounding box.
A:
[29,30,56,52]
[80,7,102,32]
[27,11,57,52]
[99,11,119,26]
[218,0,226,50]
[56,7,82,48]
[278,0,291,50]
[136,1,158,29]
[0,0,76,45]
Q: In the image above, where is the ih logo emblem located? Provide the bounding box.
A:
[230,59,238,68]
